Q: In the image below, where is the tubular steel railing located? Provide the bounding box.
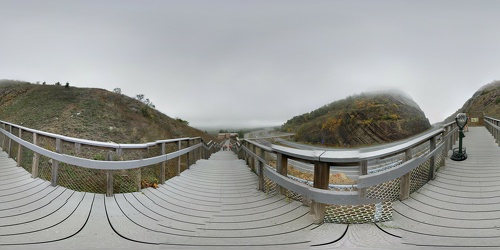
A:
[232,122,458,223]
[0,120,220,196]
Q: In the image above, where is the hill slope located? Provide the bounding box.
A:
[445,80,500,123]
[0,80,215,143]
[282,91,431,147]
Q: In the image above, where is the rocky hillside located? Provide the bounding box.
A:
[445,80,500,123]
[0,80,216,143]
[281,90,431,147]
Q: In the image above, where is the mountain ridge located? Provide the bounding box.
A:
[445,80,500,123]
[0,80,216,143]
[281,91,431,147]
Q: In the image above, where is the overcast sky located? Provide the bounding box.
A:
[1,0,499,129]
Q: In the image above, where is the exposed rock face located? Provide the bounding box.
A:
[445,80,500,123]
[281,90,431,147]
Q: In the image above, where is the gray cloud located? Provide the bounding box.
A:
[1,0,499,129]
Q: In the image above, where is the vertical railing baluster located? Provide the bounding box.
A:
[32,133,39,178]
[440,130,447,167]
[160,142,166,184]
[17,128,22,167]
[311,161,329,224]
[106,151,114,197]
[400,148,413,200]
[177,141,181,176]
[75,143,81,155]
[7,125,12,158]
[250,144,256,172]
[198,138,202,162]
[359,160,368,198]
[1,123,5,151]
[497,121,500,146]
[428,135,437,180]
[186,139,191,169]
[258,147,265,191]
[51,138,61,187]
[137,149,143,192]
[276,152,288,195]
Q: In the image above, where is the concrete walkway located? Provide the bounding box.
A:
[1,127,499,249]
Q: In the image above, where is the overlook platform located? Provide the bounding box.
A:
[0,127,499,249]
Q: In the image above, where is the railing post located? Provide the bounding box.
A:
[51,138,61,187]
[441,130,447,168]
[244,142,249,166]
[359,160,368,198]
[202,141,207,160]
[106,151,114,197]
[7,125,12,158]
[177,140,181,176]
[428,135,437,180]
[258,147,265,191]
[160,142,166,184]
[2,123,7,152]
[449,125,454,150]
[137,151,143,192]
[238,143,243,159]
[16,128,23,167]
[276,152,288,195]
[186,139,191,169]
[32,133,39,178]
[75,142,81,155]
[311,161,329,224]
[400,148,412,200]
[455,125,459,143]
[0,123,4,150]
[496,121,500,146]
[198,138,202,162]
[251,144,257,172]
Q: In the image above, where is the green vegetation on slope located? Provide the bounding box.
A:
[0,80,216,143]
[281,91,431,147]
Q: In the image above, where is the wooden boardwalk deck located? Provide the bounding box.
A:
[1,127,499,249]
[393,127,500,248]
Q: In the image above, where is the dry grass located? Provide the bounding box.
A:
[268,160,356,185]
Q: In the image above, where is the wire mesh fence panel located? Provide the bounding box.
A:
[164,143,180,180]
[367,178,400,201]
[19,131,34,173]
[141,164,160,188]
[285,188,303,203]
[411,142,429,158]
[141,145,161,189]
[325,204,379,224]
[410,158,431,193]
[435,151,444,172]
[114,168,140,193]
[36,135,55,182]
[374,201,394,222]
[119,148,147,192]
[9,127,19,160]
[263,175,277,196]
[58,163,107,193]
